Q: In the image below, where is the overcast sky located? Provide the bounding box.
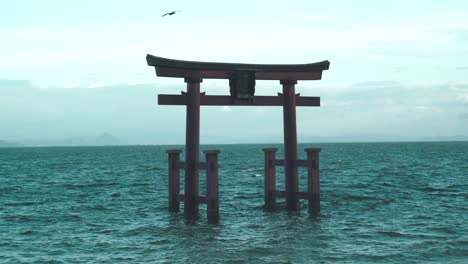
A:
[1,0,467,145]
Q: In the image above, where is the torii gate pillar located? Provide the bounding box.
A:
[281,80,299,210]
[184,77,202,218]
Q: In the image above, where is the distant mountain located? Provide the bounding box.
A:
[61,133,122,146]
[62,137,88,146]
[432,135,468,141]
[15,133,123,147]
[0,140,21,147]
[298,134,468,143]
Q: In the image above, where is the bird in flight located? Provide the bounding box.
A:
[162,10,181,17]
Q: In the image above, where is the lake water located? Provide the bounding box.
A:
[1,142,467,263]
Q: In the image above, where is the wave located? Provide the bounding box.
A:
[144,166,163,171]
[417,186,457,192]
[18,230,35,235]
[63,182,117,189]
[88,204,111,211]
[0,186,22,193]
[4,201,38,206]
[378,231,405,237]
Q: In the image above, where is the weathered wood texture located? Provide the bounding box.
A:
[306,148,321,214]
[147,54,330,72]
[167,150,181,212]
[158,94,320,106]
[184,78,201,219]
[263,148,277,211]
[147,54,329,80]
[204,150,220,223]
[282,80,299,211]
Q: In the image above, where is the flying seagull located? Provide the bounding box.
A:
[162,10,181,17]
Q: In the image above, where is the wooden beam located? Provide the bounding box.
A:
[273,159,285,166]
[178,194,207,204]
[256,71,322,80]
[147,54,330,72]
[176,161,185,169]
[297,192,310,200]
[198,196,207,204]
[155,66,323,80]
[158,94,320,107]
[273,159,309,167]
[167,150,181,212]
[263,148,277,211]
[274,190,286,198]
[274,190,309,200]
[156,67,232,79]
[294,160,309,167]
[197,162,207,170]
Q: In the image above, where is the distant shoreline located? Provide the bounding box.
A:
[1,140,467,148]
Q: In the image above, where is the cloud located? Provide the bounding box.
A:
[461,94,468,102]
[393,67,407,73]
[0,79,31,89]
[458,113,468,120]
[414,105,430,111]
[1,79,467,145]
[2,6,468,88]
[221,106,232,112]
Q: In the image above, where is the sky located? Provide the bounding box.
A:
[1,0,468,145]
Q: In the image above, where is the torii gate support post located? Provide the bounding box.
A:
[281,80,299,211]
[306,148,321,213]
[184,77,202,219]
[263,148,277,211]
[204,150,220,223]
[167,150,181,212]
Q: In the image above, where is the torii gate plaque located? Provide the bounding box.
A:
[147,54,330,221]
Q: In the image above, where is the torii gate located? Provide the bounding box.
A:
[146,54,330,222]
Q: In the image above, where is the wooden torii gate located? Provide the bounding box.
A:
[146,54,330,222]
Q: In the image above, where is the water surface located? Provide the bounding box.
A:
[1,142,467,263]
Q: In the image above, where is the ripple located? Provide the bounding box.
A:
[417,186,458,192]
[378,231,405,237]
[4,201,38,206]
[0,186,22,194]
[2,214,33,222]
[88,205,111,211]
[144,166,163,171]
[18,230,35,235]
[63,182,117,189]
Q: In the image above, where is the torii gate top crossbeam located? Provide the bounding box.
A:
[146,54,330,80]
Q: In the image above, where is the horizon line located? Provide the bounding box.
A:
[2,139,467,148]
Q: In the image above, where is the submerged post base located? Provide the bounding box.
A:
[263,147,321,214]
[166,149,220,222]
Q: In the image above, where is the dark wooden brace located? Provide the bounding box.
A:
[167,150,220,223]
[263,148,321,213]
[158,93,320,107]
